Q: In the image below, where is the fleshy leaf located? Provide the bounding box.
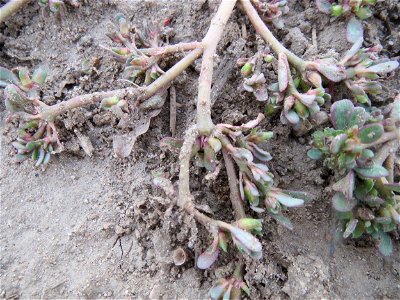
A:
[31,67,47,85]
[307,149,323,160]
[376,232,393,256]
[356,6,373,20]
[330,133,348,154]
[332,192,357,212]
[383,183,400,192]
[210,280,229,299]
[354,165,389,179]
[313,61,347,82]
[330,99,354,130]
[316,0,332,14]
[343,219,358,238]
[0,67,19,85]
[332,171,355,200]
[272,192,304,207]
[349,106,368,128]
[197,245,219,269]
[229,226,262,253]
[366,61,399,74]
[347,17,363,43]
[357,124,384,144]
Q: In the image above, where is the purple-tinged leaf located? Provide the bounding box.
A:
[296,93,316,107]
[357,207,375,221]
[240,113,265,129]
[312,61,347,82]
[235,148,253,162]
[197,243,220,269]
[354,165,389,179]
[357,124,384,144]
[250,143,272,162]
[210,280,229,300]
[343,219,358,238]
[278,53,289,92]
[366,61,399,74]
[332,192,357,212]
[347,17,363,43]
[341,37,363,65]
[271,191,304,207]
[316,0,332,14]
[254,85,269,102]
[18,68,32,87]
[330,99,354,130]
[332,171,355,200]
[330,133,348,154]
[229,226,262,253]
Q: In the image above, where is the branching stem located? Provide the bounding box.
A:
[0,0,30,23]
[240,0,306,72]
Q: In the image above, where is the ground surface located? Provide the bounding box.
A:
[1,0,399,299]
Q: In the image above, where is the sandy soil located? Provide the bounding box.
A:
[1,0,399,299]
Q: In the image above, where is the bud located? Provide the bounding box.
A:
[264,54,273,63]
[207,137,222,153]
[331,5,343,17]
[18,68,33,88]
[236,218,262,233]
[240,63,253,77]
[49,0,64,13]
[218,231,228,252]
[101,96,120,109]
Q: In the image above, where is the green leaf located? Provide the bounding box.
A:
[358,124,384,144]
[347,17,363,43]
[272,192,304,207]
[352,221,365,238]
[349,107,368,128]
[367,61,399,74]
[332,192,357,212]
[0,67,19,85]
[330,133,348,154]
[307,148,323,160]
[376,232,393,256]
[316,0,332,14]
[354,165,389,179]
[330,99,354,130]
[355,6,373,19]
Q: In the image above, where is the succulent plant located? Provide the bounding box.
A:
[251,0,289,28]
[266,53,330,134]
[308,98,400,255]
[102,14,168,86]
[0,66,65,166]
[316,0,378,19]
[209,264,250,300]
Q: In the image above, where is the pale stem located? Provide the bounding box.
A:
[239,0,306,72]
[37,47,204,121]
[138,47,204,102]
[138,41,202,56]
[0,0,30,23]
[196,0,237,135]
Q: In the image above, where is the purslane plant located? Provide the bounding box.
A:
[316,0,378,19]
[250,0,289,29]
[308,98,400,255]
[241,0,399,131]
